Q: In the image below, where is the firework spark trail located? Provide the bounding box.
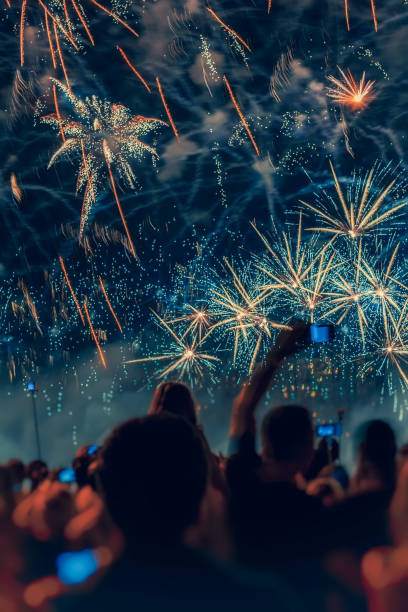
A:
[20,0,27,66]
[10,173,22,202]
[300,161,406,239]
[102,141,137,260]
[98,276,123,333]
[18,280,43,335]
[270,47,294,103]
[116,46,151,93]
[125,310,219,380]
[327,68,375,109]
[83,298,107,368]
[223,75,260,157]
[71,0,94,44]
[59,256,85,325]
[268,0,272,14]
[370,0,378,31]
[88,0,139,37]
[206,7,252,53]
[156,77,180,142]
[45,11,57,69]
[344,0,377,30]
[53,21,71,94]
[53,84,65,141]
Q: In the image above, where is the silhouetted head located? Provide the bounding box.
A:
[149,381,197,426]
[99,414,208,557]
[357,420,396,488]
[261,405,314,477]
[7,459,25,485]
[26,460,48,490]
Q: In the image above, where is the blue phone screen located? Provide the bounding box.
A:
[56,549,99,585]
[310,324,330,343]
[58,468,76,483]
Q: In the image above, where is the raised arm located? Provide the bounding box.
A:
[229,320,309,438]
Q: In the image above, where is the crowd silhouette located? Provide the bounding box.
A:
[1,320,408,611]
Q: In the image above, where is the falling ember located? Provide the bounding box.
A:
[156,77,180,142]
[88,0,139,38]
[102,140,137,260]
[98,276,123,333]
[20,0,27,66]
[206,7,252,53]
[327,68,375,110]
[18,280,43,335]
[83,299,107,368]
[10,173,22,203]
[344,0,378,31]
[268,0,272,13]
[116,46,151,93]
[59,256,85,325]
[223,75,260,157]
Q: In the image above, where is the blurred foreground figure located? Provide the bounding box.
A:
[57,414,299,612]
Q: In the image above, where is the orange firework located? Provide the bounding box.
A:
[223,75,260,157]
[10,173,22,202]
[59,256,85,325]
[18,280,43,335]
[116,46,151,93]
[83,299,107,368]
[102,140,137,259]
[206,7,251,53]
[98,276,123,333]
[156,77,180,142]
[268,0,272,13]
[327,67,375,110]
[344,0,378,31]
[18,0,138,89]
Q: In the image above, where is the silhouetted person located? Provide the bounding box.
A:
[149,381,197,425]
[149,381,226,495]
[226,322,327,567]
[351,420,396,494]
[326,420,396,558]
[57,415,295,612]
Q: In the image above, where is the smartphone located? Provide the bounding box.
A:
[316,423,342,437]
[87,445,99,456]
[58,468,76,483]
[27,381,36,392]
[310,324,334,343]
[56,549,98,585]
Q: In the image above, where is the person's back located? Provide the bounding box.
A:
[227,404,326,567]
[325,420,396,555]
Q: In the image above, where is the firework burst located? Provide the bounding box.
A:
[327,68,375,110]
[125,309,220,382]
[42,81,166,248]
[207,258,290,373]
[300,161,406,240]
[322,240,371,345]
[357,242,408,337]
